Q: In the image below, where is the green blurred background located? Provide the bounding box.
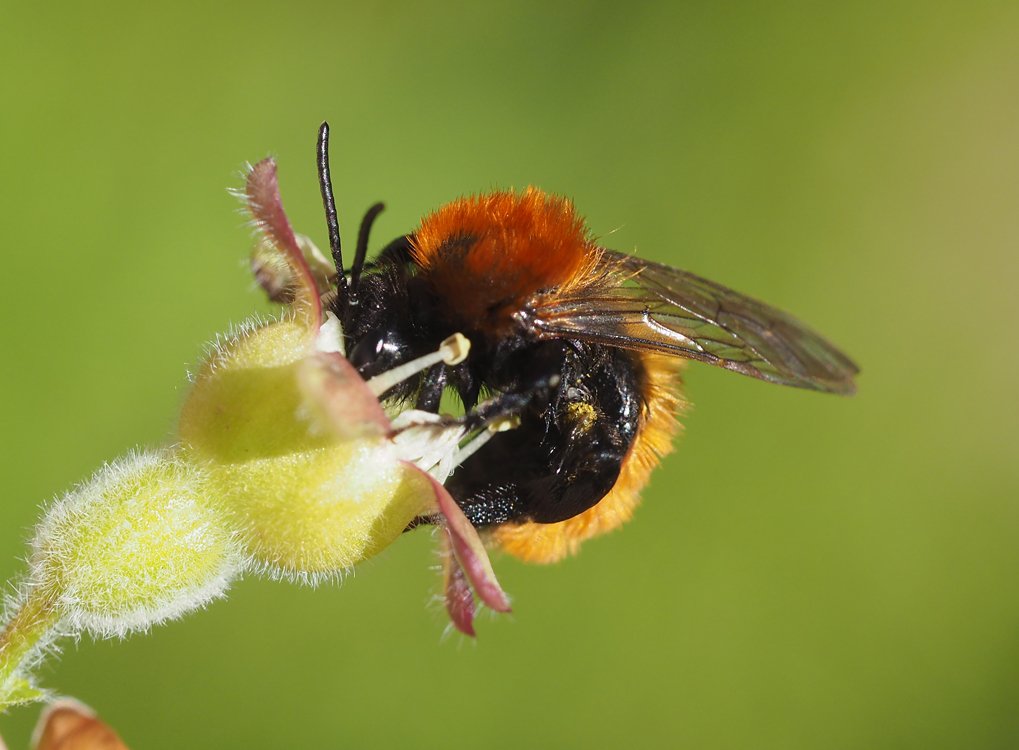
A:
[2,2,1017,748]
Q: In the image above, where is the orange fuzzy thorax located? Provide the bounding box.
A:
[411,188,602,332]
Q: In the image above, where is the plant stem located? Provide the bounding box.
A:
[0,587,62,710]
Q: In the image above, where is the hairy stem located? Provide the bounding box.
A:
[0,586,62,711]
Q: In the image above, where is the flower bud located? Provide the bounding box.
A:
[31,699,129,750]
[27,450,241,638]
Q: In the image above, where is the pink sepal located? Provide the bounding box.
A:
[418,470,511,615]
[296,352,390,439]
[245,159,323,327]
[442,533,476,636]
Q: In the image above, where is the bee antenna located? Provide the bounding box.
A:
[351,201,385,296]
[317,121,349,307]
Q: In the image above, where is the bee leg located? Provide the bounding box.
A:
[443,345,646,527]
[435,373,561,432]
[401,373,561,533]
[415,364,447,412]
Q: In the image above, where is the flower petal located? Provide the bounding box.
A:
[245,159,323,328]
[417,469,512,614]
[297,352,390,439]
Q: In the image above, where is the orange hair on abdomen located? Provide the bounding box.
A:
[411,188,603,332]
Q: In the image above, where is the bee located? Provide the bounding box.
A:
[314,123,858,564]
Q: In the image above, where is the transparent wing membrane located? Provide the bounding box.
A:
[533,252,858,394]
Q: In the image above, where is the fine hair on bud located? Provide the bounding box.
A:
[25,449,244,638]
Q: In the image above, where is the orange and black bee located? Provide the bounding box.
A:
[316,123,858,564]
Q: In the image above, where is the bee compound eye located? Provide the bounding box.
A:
[348,330,406,376]
[348,331,385,371]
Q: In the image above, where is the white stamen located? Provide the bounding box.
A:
[389,411,466,482]
[449,430,493,468]
[447,415,521,469]
[489,415,521,433]
[440,332,471,365]
[365,333,471,397]
[388,409,522,484]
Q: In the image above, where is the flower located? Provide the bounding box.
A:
[200,159,511,618]
[0,156,508,714]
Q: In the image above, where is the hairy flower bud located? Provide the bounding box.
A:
[26,450,241,638]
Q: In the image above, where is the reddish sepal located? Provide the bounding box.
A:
[419,470,511,614]
[297,352,390,439]
[245,159,323,327]
[442,533,476,636]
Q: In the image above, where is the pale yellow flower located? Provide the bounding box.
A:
[0,156,508,713]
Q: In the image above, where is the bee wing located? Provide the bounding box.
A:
[532,251,859,394]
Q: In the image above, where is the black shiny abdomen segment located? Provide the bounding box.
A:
[446,342,645,526]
